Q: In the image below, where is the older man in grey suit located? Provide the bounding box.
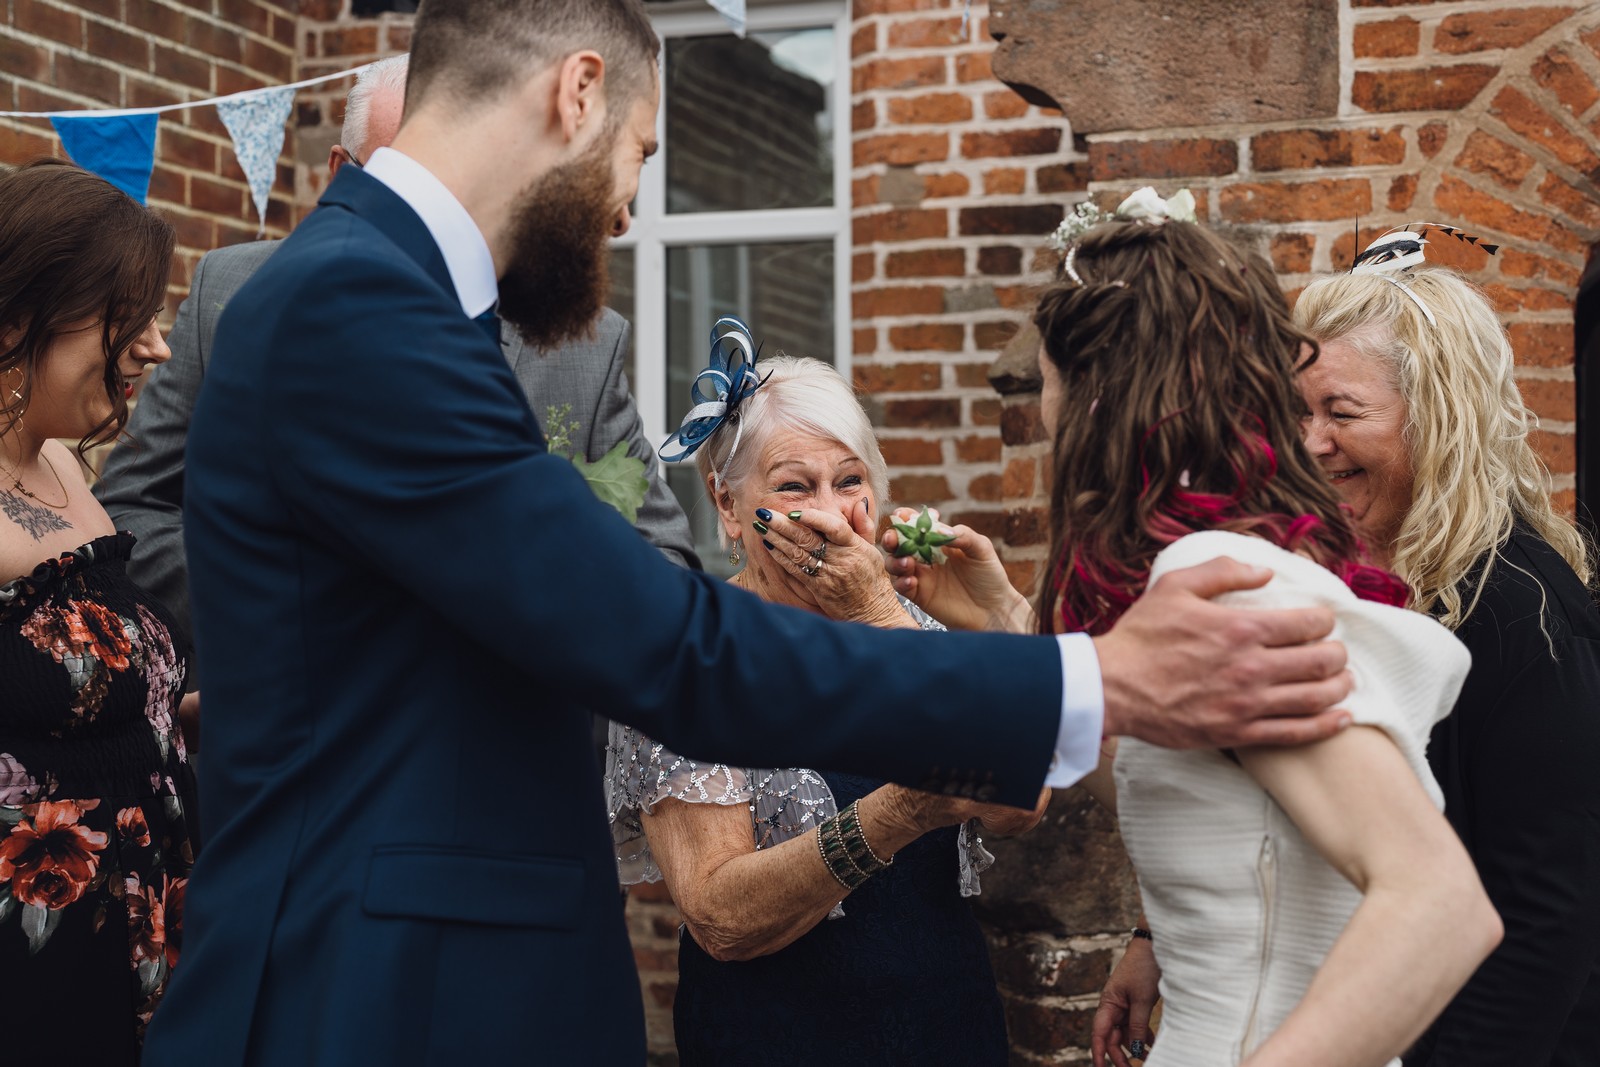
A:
[95,55,698,654]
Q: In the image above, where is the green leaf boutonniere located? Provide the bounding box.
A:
[892,506,956,565]
[545,403,650,524]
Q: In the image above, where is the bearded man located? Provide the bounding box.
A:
[147,3,1357,1064]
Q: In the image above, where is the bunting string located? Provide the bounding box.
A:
[0,64,371,119]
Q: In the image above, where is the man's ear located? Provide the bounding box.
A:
[328,143,355,178]
[555,51,606,144]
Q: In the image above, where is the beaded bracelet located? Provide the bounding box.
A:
[837,801,892,875]
[816,813,870,890]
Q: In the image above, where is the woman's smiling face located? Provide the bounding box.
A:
[1297,337,1415,559]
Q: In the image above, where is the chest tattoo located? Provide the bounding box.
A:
[0,488,74,540]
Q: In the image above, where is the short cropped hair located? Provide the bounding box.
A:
[694,355,891,546]
[342,54,409,158]
[1295,266,1593,626]
[408,0,660,121]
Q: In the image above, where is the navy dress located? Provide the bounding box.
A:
[672,771,1008,1065]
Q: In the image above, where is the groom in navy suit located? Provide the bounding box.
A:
[146,2,1355,1064]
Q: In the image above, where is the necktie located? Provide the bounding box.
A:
[473,307,501,346]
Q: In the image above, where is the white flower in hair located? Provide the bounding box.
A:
[1117,186,1197,223]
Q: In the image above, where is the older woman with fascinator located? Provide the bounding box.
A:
[1295,236,1600,1067]
[0,159,195,1060]
[606,320,1046,1065]
[882,193,1501,1067]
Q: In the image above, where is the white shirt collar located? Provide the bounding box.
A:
[362,147,499,318]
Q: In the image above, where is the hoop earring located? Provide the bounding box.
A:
[728,539,743,566]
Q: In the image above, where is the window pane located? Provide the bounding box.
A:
[664,241,835,575]
[607,246,637,387]
[665,29,835,214]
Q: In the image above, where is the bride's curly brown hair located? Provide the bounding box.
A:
[1034,219,1405,637]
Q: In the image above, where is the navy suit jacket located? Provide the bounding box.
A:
[144,168,1063,1066]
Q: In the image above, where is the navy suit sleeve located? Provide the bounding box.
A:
[1419,637,1600,1065]
[256,255,1061,807]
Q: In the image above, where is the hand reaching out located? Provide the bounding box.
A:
[880,507,1033,632]
[1093,933,1162,1066]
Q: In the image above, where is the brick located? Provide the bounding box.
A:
[167,209,216,252]
[631,946,678,973]
[87,20,150,70]
[1481,284,1574,313]
[0,34,50,82]
[886,92,973,125]
[1418,120,1451,158]
[153,43,214,93]
[853,132,948,167]
[1501,248,1582,286]
[975,320,1020,349]
[1354,17,1420,58]
[646,979,675,1009]
[885,248,965,278]
[1002,558,1039,595]
[216,0,273,38]
[1352,65,1496,113]
[851,175,878,209]
[882,398,961,428]
[15,0,82,45]
[0,122,56,161]
[889,324,965,351]
[321,24,380,56]
[878,436,944,465]
[1508,322,1577,367]
[1024,165,1084,201]
[969,473,1004,502]
[1249,127,1405,171]
[1529,429,1576,473]
[957,433,1003,463]
[1001,401,1047,446]
[1532,48,1600,119]
[971,397,1002,426]
[852,252,874,284]
[242,37,295,82]
[1435,175,1575,249]
[853,208,948,245]
[851,23,876,59]
[125,0,185,38]
[1454,130,1536,189]
[1585,24,1600,63]
[1554,487,1577,520]
[991,284,1036,311]
[1388,173,1419,211]
[852,56,945,93]
[953,509,1008,541]
[1517,378,1576,422]
[385,24,412,52]
[955,362,996,388]
[1435,7,1577,55]
[984,90,1029,120]
[1005,506,1049,547]
[55,53,121,103]
[147,164,186,206]
[955,52,992,83]
[1490,86,1600,178]
[127,75,183,111]
[854,360,943,391]
[960,128,1062,159]
[1271,233,1315,273]
[1090,137,1237,180]
[959,204,1062,237]
[1537,172,1600,229]
[186,15,244,62]
[888,16,964,49]
[159,125,218,171]
[853,286,946,319]
[923,172,970,198]
[1002,457,1039,498]
[852,98,875,133]
[853,327,877,356]
[217,67,270,97]
[269,12,296,47]
[978,246,1023,275]
[892,473,954,502]
[983,167,1026,195]
[299,0,343,18]
[190,174,246,217]
[1220,179,1372,223]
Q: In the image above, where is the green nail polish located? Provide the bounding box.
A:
[788,511,803,521]
[752,520,769,534]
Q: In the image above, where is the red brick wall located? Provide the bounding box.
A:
[0,0,301,316]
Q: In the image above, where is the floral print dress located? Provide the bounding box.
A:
[0,533,197,1064]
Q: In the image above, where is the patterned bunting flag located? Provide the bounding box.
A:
[215,86,297,235]
[708,0,746,37]
[49,113,158,203]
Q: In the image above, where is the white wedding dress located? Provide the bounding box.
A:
[1114,532,1471,1066]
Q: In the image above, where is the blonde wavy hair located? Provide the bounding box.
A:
[1295,266,1593,629]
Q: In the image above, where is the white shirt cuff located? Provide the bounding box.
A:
[1046,633,1105,788]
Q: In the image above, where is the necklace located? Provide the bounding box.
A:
[0,452,69,509]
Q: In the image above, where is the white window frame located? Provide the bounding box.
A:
[616,0,852,456]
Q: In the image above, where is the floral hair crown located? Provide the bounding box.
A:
[1349,222,1499,328]
[658,316,769,491]
[1048,186,1198,285]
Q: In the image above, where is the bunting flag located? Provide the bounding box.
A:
[49,113,158,203]
[0,66,367,221]
[216,87,296,234]
[707,0,746,37]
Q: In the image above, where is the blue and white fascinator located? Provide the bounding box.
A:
[1350,222,1499,327]
[658,316,769,490]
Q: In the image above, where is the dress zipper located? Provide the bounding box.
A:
[1239,833,1278,1059]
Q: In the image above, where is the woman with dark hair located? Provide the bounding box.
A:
[0,158,195,1061]
[886,195,1501,1067]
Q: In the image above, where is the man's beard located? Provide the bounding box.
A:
[497,139,615,350]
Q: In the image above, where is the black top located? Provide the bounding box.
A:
[0,534,198,1063]
[672,771,1008,1066]
[1407,526,1600,1067]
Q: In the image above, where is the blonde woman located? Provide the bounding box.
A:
[1295,262,1600,1067]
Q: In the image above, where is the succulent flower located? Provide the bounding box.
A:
[891,507,957,565]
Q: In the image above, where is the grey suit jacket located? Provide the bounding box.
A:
[95,240,699,647]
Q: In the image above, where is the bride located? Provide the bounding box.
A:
[885,195,1501,1067]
